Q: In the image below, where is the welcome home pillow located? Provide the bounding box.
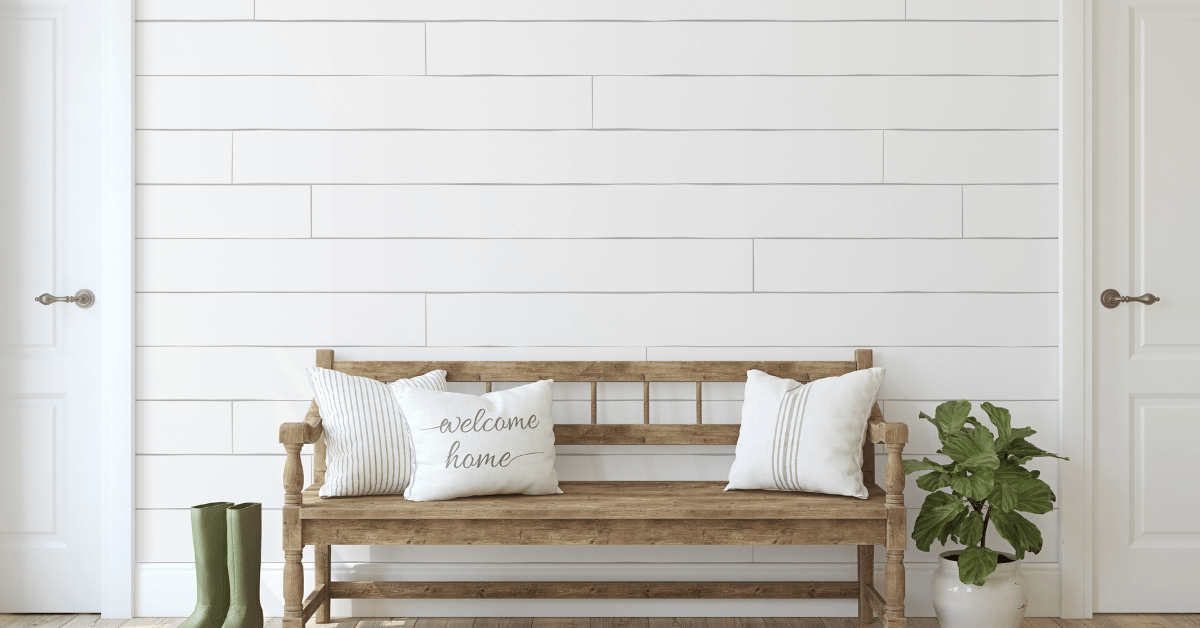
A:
[308,367,447,498]
[726,368,885,499]
[393,380,561,502]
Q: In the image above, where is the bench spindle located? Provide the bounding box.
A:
[643,381,650,424]
[696,382,703,424]
[590,381,598,425]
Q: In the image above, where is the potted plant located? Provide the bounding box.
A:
[904,400,1067,628]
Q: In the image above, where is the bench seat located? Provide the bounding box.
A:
[302,480,887,520]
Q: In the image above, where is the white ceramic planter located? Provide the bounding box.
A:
[930,550,1028,628]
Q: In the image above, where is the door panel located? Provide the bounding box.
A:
[1094,0,1200,611]
[0,0,101,612]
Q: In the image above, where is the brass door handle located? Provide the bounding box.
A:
[35,289,95,309]
[1101,289,1160,309]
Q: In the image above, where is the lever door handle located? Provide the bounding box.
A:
[1101,289,1160,309]
[35,289,95,309]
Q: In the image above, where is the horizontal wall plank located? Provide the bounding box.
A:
[136,22,425,75]
[137,347,647,400]
[233,401,312,454]
[233,130,883,184]
[884,131,1058,184]
[312,185,962,239]
[254,0,906,21]
[137,239,752,292]
[137,77,591,130]
[137,509,313,564]
[964,185,1058,238]
[136,0,253,20]
[136,293,427,346]
[426,22,1058,76]
[136,131,231,184]
[906,0,1059,21]
[595,77,1058,130]
[427,294,1057,347]
[136,454,310,509]
[754,239,1057,293]
[136,401,232,454]
[648,347,1058,401]
[136,185,310,238]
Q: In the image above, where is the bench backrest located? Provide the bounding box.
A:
[311,349,879,483]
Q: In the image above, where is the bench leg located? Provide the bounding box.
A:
[282,443,306,628]
[315,545,331,624]
[858,545,874,624]
[884,442,907,628]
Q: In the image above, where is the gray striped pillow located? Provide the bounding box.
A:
[308,366,447,497]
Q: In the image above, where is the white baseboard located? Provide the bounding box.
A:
[136,561,1061,618]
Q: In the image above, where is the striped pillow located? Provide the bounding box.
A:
[308,366,447,497]
[726,367,884,499]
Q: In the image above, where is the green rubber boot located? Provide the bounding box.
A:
[179,502,234,628]
[221,503,264,628]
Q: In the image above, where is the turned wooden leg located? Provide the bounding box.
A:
[315,545,331,624]
[282,443,305,628]
[884,442,907,628]
[858,544,874,624]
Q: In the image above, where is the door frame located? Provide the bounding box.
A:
[1059,0,1095,619]
[99,0,135,617]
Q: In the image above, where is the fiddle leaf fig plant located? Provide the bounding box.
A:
[904,401,1067,586]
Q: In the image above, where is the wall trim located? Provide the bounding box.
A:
[99,0,136,617]
[135,561,1063,618]
[1058,0,1095,619]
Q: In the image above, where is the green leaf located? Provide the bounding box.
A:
[956,511,985,547]
[1005,438,1069,464]
[991,510,1044,559]
[939,507,969,546]
[950,471,995,502]
[917,471,952,492]
[957,546,999,586]
[989,482,1019,513]
[904,457,948,475]
[1010,478,1056,514]
[942,427,1000,473]
[934,400,973,439]
[981,402,1013,447]
[912,492,966,552]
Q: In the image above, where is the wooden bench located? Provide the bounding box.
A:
[279,349,909,627]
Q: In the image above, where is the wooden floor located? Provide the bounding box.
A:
[1,616,1199,628]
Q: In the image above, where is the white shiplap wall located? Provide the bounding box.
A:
[133,0,1061,618]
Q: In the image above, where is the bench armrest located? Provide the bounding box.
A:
[868,406,909,445]
[279,400,324,444]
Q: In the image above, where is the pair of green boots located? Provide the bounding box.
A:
[180,502,264,628]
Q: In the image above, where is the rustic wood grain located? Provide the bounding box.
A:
[532,620,589,628]
[1104,616,1176,628]
[57,616,127,628]
[328,582,858,600]
[473,619,532,628]
[762,619,825,628]
[301,482,887,521]
[1053,618,1123,628]
[330,361,857,383]
[705,620,767,628]
[2,617,77,628]
[648,619,706,628]
[411,620,474,628]
[307,518,885,546]
[591,619,648,628]
[353,619,419,628]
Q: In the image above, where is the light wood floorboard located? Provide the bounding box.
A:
[1,615,1196,628]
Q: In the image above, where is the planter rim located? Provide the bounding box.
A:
[937,549,1023,574]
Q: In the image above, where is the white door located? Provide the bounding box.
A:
[1093,0,1200,612]
[0,0,102,612]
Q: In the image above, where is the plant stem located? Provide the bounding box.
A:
[980,505,992,548]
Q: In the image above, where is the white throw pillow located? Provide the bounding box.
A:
[393,380,561,502]
[726,368,885,499]
[308,367,447,498]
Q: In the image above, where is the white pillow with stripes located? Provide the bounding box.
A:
[726,368,884,499]
[308,366,447,498]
